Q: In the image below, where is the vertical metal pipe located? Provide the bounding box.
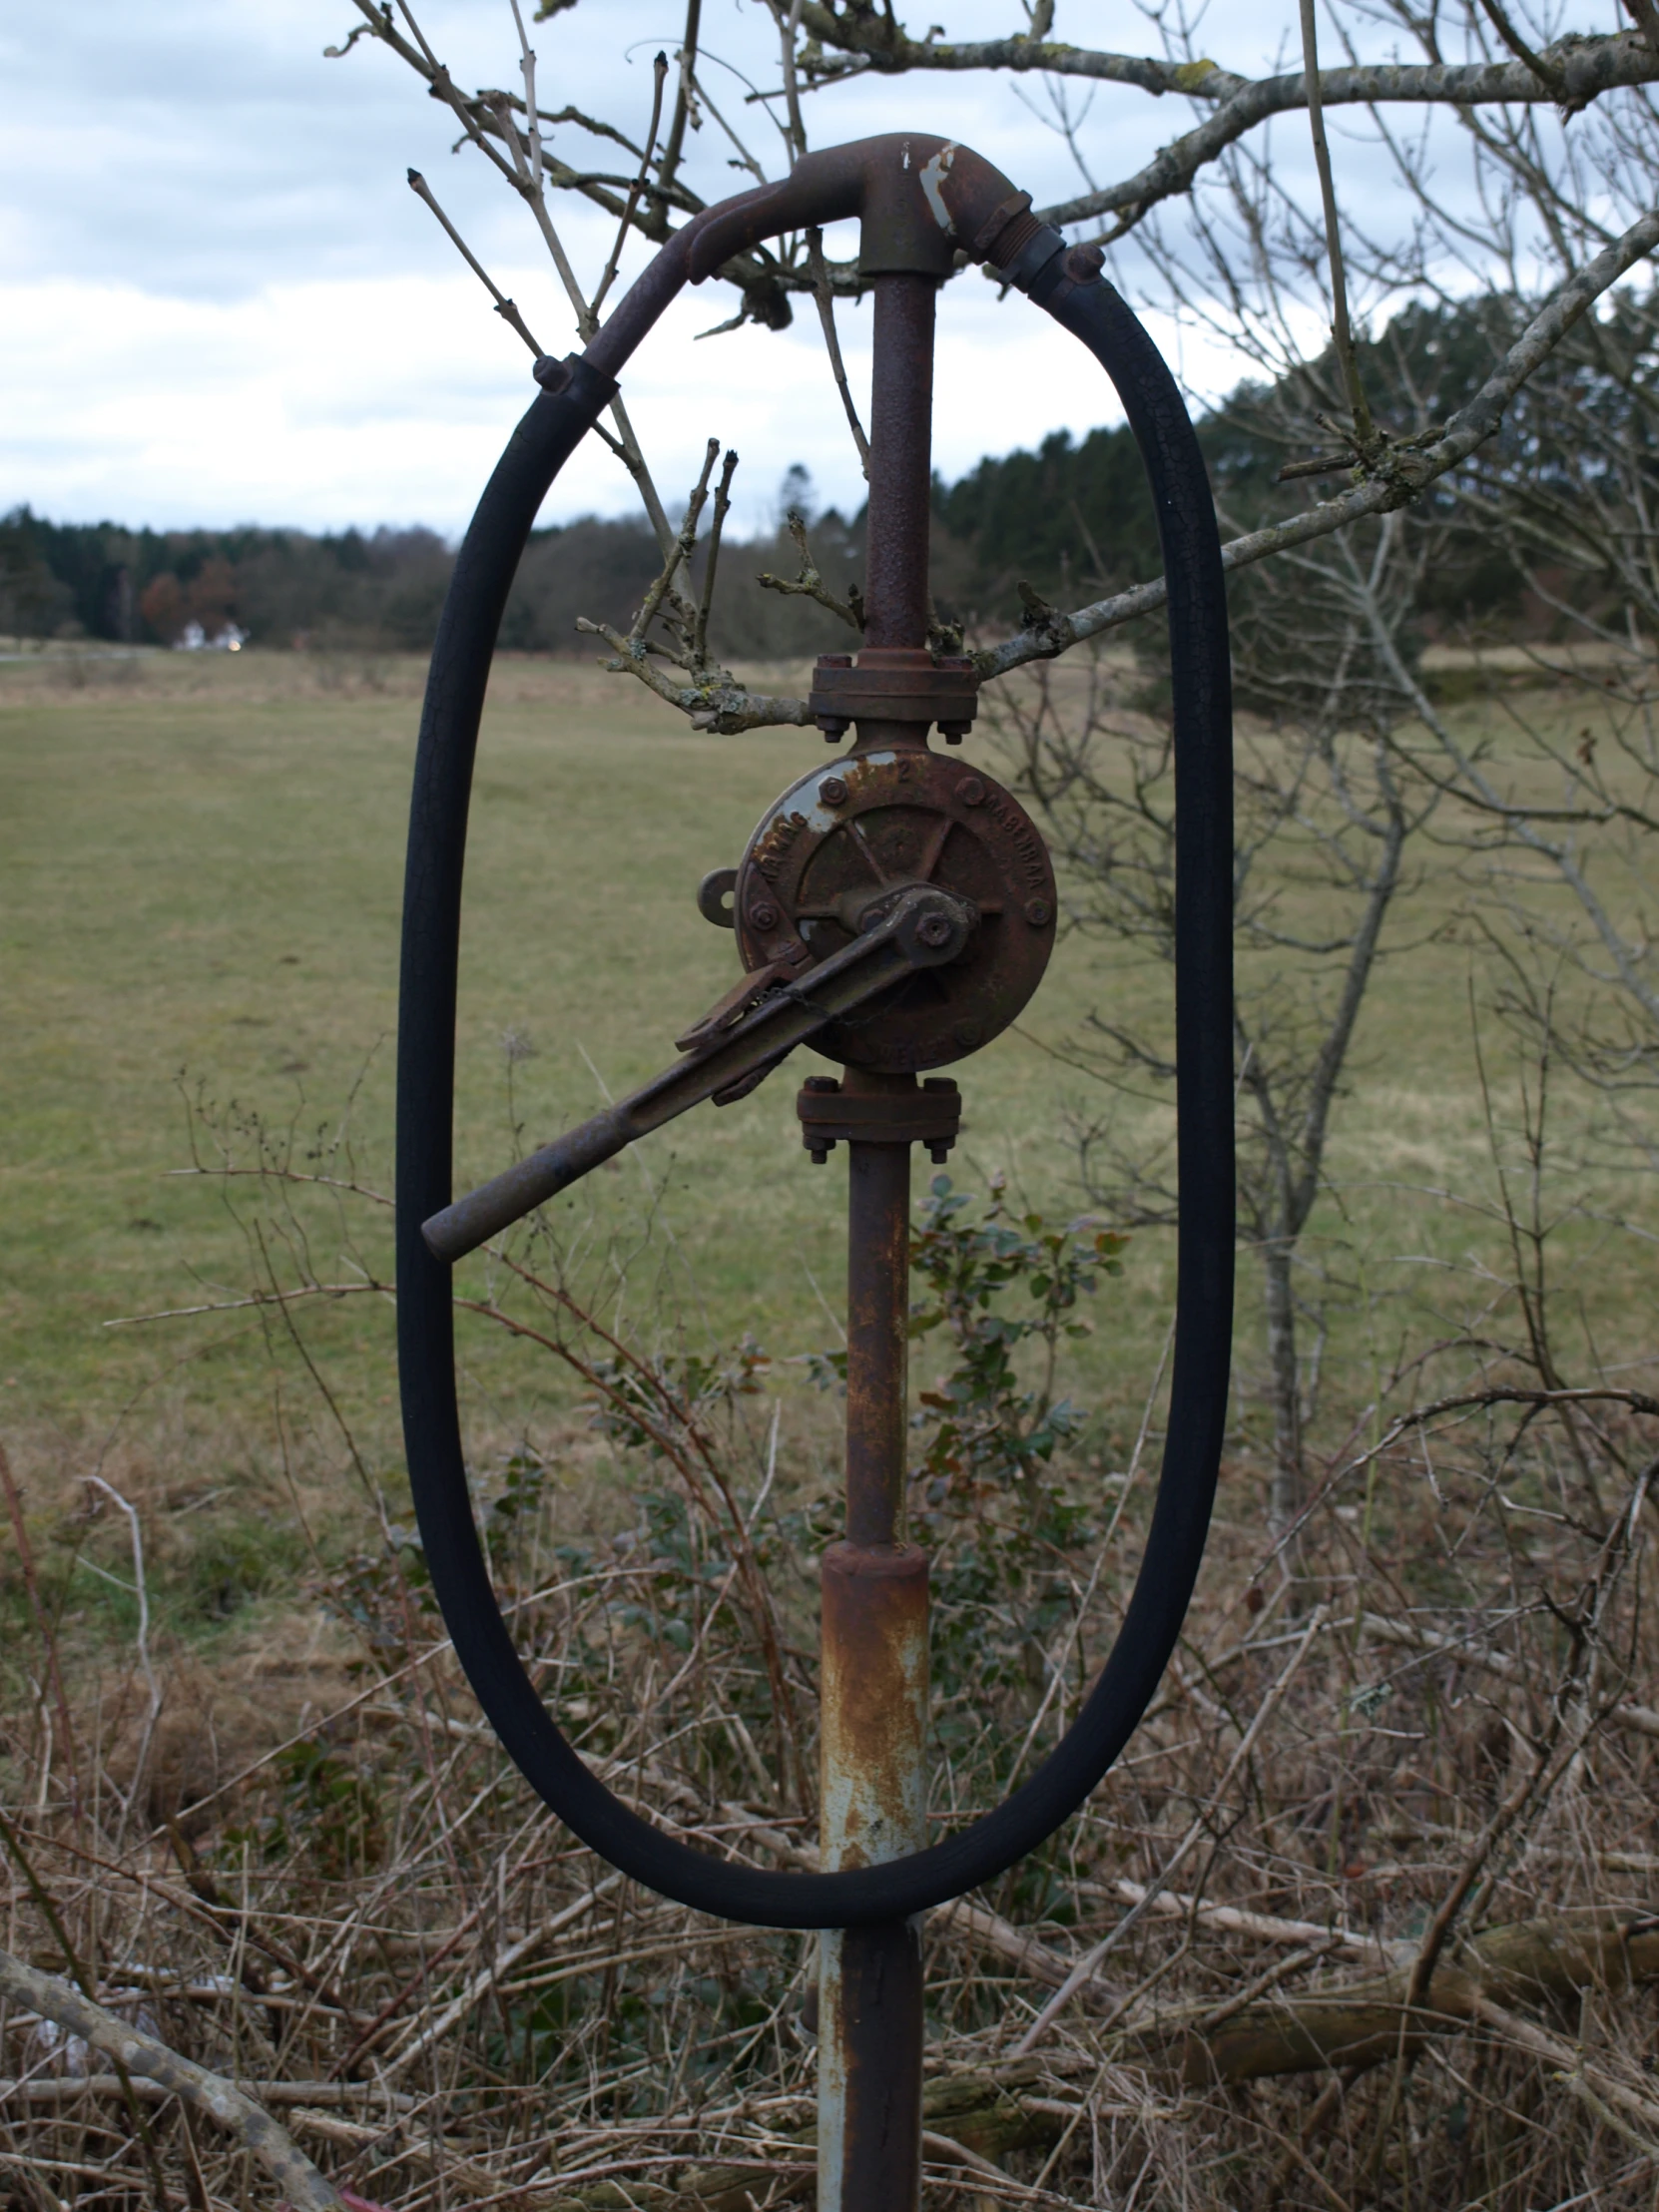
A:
[817,264,938,2212]
[820,1071,927,2212]
[844,1125,910,1548]
[818,1545,927,2212]
[863,274,937,651]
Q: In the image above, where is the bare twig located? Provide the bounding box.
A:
[693,447,739,668]
[1298,0,1377,454]
[591,50,669,319]
[1013,1605,1329,2052]
[406,170,543,357]
[806,226,870,473]
[756,509,863,630]
[0,1946,344,2212]
[656,0,704,199]
[380,1877,623,2080]
[0,1439,80,1810]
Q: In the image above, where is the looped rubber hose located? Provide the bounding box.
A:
[396,268,1234,1932]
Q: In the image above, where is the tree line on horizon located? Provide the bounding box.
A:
[0,293,1600,664]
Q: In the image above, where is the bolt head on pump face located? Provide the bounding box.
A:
[733,746,1057,1073]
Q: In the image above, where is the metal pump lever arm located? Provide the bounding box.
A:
[421,884,973,1264]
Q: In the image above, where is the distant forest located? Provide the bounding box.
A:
[0,299,1546,660]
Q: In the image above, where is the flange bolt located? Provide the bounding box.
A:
[801,1075,839,1165]
[922,1076,959,1162]
[959,777,985,806]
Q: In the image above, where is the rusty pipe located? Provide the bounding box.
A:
[819,1544,928,2212]
[843,1078,916,1548]
[822,1070,930,2211]
[863,275,936,654]
[682,134,1044,291]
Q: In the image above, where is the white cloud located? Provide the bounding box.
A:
[0,255,1249,537]
[0,0,1570,535]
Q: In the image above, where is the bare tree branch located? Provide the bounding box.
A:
[0,1946,344,2212]
[1299,0,1378,454]
[975,209,1659,684]
[405,169,542,355]
[1038,38,1659,239]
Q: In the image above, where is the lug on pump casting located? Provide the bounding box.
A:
[397,132,1235,2212]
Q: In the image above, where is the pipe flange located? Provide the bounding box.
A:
[808,646,979,742]
[797,1074,961,1162]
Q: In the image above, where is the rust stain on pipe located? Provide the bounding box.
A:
[820,1542,929,1867]
[864,275,936,654]
[819,1542,928,2212]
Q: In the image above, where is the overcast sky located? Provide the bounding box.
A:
[0,3,1584,538]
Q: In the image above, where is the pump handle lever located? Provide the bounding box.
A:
[420,884,974,1265]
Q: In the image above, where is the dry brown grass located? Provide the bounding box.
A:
[2,1242,1656,2211]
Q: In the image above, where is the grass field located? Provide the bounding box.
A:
[0,654,1119,1427]
[6,651,1659,2212]
[1,647,1651,1608]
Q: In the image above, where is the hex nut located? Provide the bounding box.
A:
[959,777,985,806]
[751,901,780,930]
[820,776,848,805]
[1024,898,1052,926]
[916,913,953,948]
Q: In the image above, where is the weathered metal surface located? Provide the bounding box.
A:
[797,1073,960,1163]
[843,1109,913,1550]
[420,884,973,1263]
[696,866,737,926]
[818,1918,926,2212]
[821,1543,929,1855]
[818,1099,930,2212]
[819,1541,929,2212]
[732,746,1056,1073]
[865,275,936,655]
[678,135,1042,301]
[808,644,978,741]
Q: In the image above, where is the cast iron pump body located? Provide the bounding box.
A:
[397,133,1234,2212]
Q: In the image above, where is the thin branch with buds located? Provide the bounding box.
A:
[576,442,776,725]
[405,170,542,355]
[1299,0,1378,456]
[755,509,863,633]
[806,226,870,473]
[591,51,669,321]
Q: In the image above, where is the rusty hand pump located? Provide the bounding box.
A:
[397,134,1234,2212]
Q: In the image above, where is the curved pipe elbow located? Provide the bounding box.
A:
[686,134,1041,284]
[585,136,1063,383]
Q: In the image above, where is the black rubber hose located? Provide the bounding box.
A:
[396,276,1233,1931]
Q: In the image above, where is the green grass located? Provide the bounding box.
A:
[0,655,1119,1448]
[1,649,1651,1528]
